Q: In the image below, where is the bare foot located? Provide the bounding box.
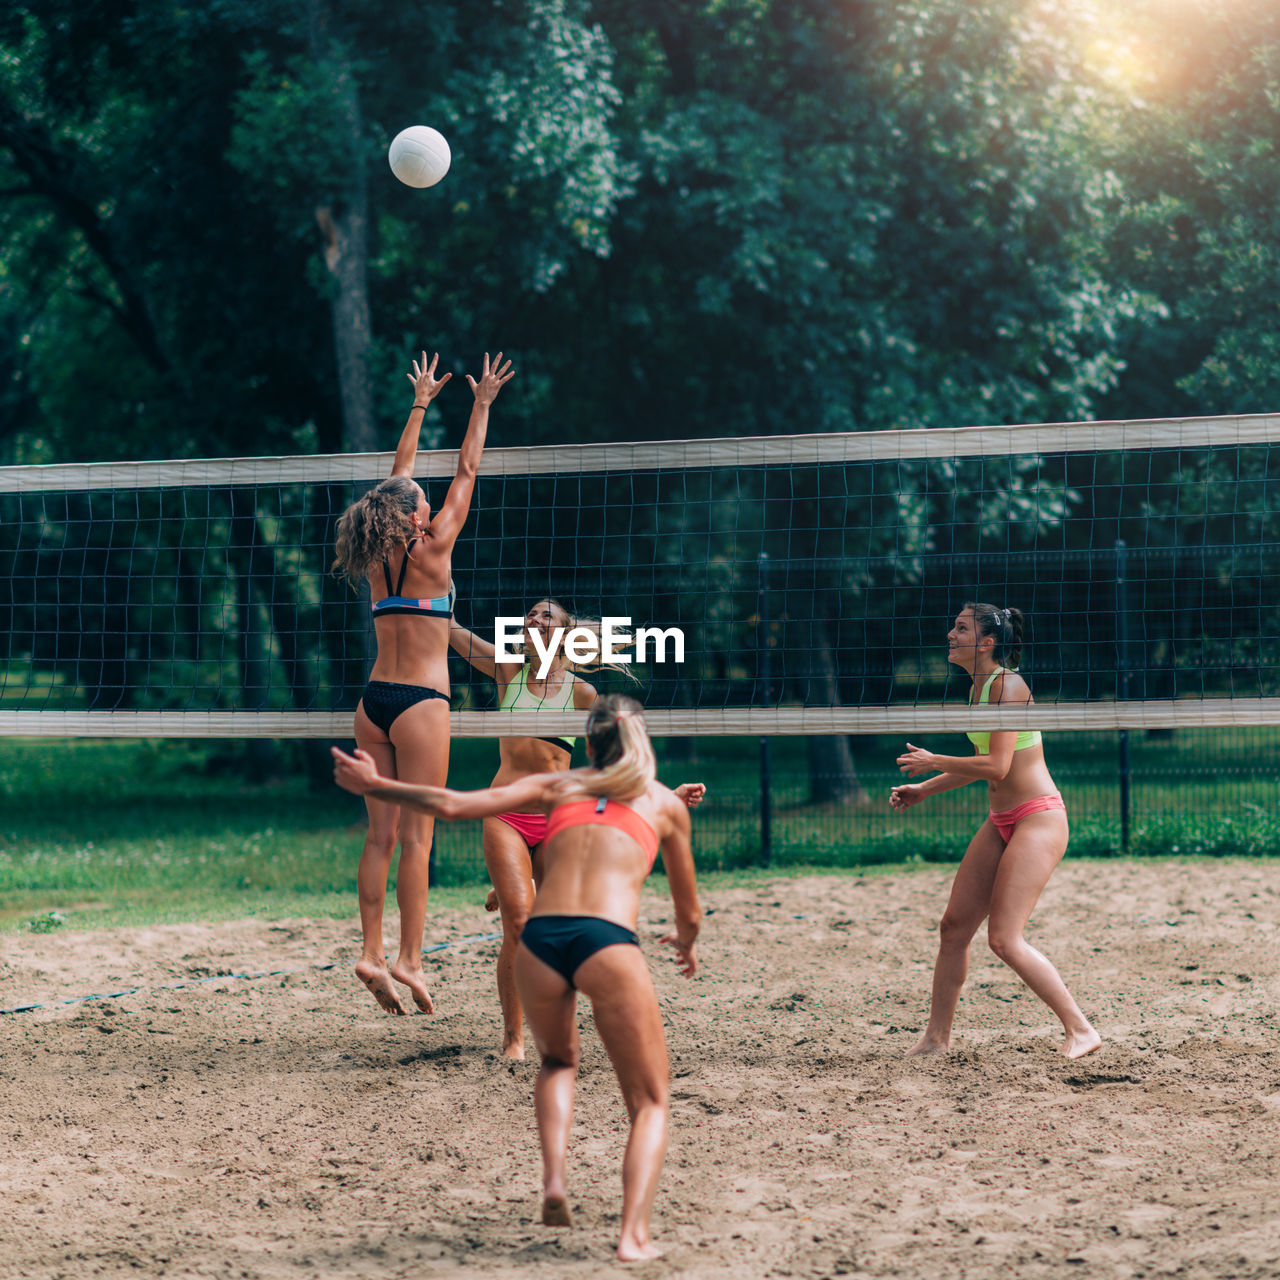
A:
[388,960,434,1014]
[355,958,405,1015]
[617,1237,661,1262]
[906,1033,949,1057]
[541,1194,571,1227]
[484,887,499,912]
[1063,1027,1102,1060]
[502,1032,525,1061]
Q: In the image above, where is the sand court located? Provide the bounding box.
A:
[2,860,1278,1279]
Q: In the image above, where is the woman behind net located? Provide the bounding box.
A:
[331,694,701,1262]
[891,602,1100,1060]
[449,600,705,1060]
[331,350,515,1016]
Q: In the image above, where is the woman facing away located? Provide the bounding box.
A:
[331,350,514,1016]
[332,694,700,1262]
[449,600,705,1059]
[890,602,1101,1061]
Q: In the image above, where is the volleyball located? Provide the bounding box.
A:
[388,126,451,189]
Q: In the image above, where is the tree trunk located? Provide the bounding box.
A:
[309,2,376,455]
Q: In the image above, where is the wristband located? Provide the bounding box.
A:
[411,403,430,411]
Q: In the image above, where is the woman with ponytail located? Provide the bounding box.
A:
[449,600,704,1059]
[891,603,1100,1060]
[332,350,515,1016]
[331,695,701,1261]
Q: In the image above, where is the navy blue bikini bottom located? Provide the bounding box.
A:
[361,680,449,735]
[519,914,639,988]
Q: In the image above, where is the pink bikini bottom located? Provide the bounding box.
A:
[989,792,1065,842]
[494,811,548,852]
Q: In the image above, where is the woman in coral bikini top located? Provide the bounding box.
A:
[889,602,1100,1063]
[330,694,701,1262]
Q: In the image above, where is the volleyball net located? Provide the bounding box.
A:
[3,412,1280,739]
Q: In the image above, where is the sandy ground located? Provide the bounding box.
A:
[1,861,1279,1280]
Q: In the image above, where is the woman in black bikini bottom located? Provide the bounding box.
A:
[331,349,514,1016]
[332,695,702,1263]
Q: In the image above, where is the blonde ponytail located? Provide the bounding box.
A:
[570,694,656,801]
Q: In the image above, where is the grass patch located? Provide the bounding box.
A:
[3,729,1279,932]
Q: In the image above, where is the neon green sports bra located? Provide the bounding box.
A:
[500,664,577,754]
[966,668,1042,755]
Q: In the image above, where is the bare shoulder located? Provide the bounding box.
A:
[991,670,1034,706]
[649,781,690,835]
[571,675,598,710]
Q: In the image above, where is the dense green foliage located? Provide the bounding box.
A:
[7,0,1277,464]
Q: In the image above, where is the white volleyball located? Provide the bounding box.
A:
[388,126,451,189]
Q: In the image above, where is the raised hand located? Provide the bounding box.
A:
[465,351,516,405]
[406,351,452,406]
[331,745,383,795]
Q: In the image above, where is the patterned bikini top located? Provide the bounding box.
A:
[370,538,455,619]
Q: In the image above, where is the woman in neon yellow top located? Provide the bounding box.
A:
[890,602,1100,1061]
[450,601,705,1058]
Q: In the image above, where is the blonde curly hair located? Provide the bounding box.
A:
[332,477,420,587]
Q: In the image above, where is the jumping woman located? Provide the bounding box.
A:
[332,350,514,1016]
[449,602,704,1059]
[332,694,700,1262]
[891,603,1100,1060]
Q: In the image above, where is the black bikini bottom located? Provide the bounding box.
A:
[519,914,639,988]
[361,680,449,735]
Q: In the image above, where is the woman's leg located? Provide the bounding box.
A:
[483,816,537,1058]
[514,945,580,1226]
[385,697,452,1013]
[353,703,405,1014]
[908,819,1006,1055]
[574,945,670,1262]
[985,810,1101,1059]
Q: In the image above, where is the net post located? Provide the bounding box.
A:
[1115,539,1131,854]
[758,552,773,868]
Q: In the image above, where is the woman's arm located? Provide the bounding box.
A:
[656,798,701,976]
[425,352,515,548]
[897,734,1018,782]
[889,770,974,810]
[449,619,498,677]
[391,351,451,478]
[332,746,553,817]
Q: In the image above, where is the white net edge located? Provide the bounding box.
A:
[5,411,1280,492]
[4,700,1280,738]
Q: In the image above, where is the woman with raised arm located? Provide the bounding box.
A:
[890,602,1100,1060]
[332,350,514,1016]
[332,694,701,1263]
[450,602,705,1059]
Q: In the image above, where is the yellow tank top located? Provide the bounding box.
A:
[966,668,1042,755]
[500,664,576,753]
